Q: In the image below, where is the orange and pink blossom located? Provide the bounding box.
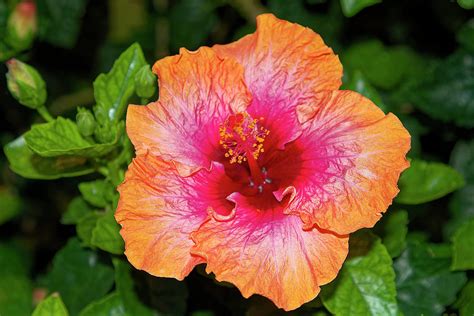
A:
[116,14,410,310]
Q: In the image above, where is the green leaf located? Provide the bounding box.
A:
[169,0,218,52]
[79,293,126,316]
[321,231,398,316]
[0,1,7,36]
[4,136,94,179]
[0,243,30,276]
[450,140,474,184]
[394,239,467,316]
[452,218,474,270]
[32,293,69,316]
[0,274,33,316]
[46,238,115,316]
[78,180,109,208]
[406,50,474,127]
[444,140,474,237]
[37,0,88,48]
[61,197,93,225]
[76,212,101,247]
[377,210,408,258]
[341,40,426,89]
[0,243,33,316]
[398,115,427,158]
[91,211,124,255]
[455,281,474,316]
[93,43,146,124]
[457,19,474,52]
[343,70,388,112]
[113,258,154,316]
[24,117,120,158]
[340,0,381,17]
[458,0,474,9]
[445,185,474,238]
[396,159,465,205]
[0,187,22,225]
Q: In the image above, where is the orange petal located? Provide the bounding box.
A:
[213,14,342,95]
[116,154,237,280]
[213,14,342,146]
[280,90,410,234]
[192,196,349,311]
[127,47,251,176]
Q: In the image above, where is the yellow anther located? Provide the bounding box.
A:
[219,112,269,164]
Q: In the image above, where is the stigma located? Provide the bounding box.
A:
[219,112,269,164]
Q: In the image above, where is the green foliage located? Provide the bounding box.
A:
[32,294,69,316]
[394,239,467,316]
[377,210,408,258]
[458,0,474,9]
[339,0,381,17]
[455,281,474,316]
[46,238,115,316]
[24,117,119,158]
[4,136,95,179]
[61,197,93,225]
[446,140,474,237]
[91,210,124,255]
[93,42,146,125]
[321,231,398,315]
[0,187,22,224]
[134,64,156,99]
[113,258,155,316]
[37,0,88,48]
[342,40,426,90]
[457,19,474,52]
[396,159,465,205]
[343,70,387,112]
[404,50,474,128]
[451,140,474,183]
[76,212,102,247]
[78,180,110,208]
[0,243,33,316]
[79,293,126,316]
[452,218,474,270]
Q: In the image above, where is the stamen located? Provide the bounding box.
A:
[219,112,269,165]
[219,112,270,189]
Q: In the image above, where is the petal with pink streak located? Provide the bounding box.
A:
[192,193,349,311]
[213,13,342,147]
[127,47,251,176]
[269,90,410,235]
[116,154,238,280]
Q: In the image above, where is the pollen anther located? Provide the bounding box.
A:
[219,112,269,164]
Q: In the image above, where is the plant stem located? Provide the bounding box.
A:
[37,106,54,122]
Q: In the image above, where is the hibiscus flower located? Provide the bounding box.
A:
[116,14,410,311]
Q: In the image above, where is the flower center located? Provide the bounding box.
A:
[219,112,271,190]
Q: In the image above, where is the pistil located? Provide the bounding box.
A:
[219,112,270,188]
[246,150,265,185]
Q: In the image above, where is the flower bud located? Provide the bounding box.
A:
[76,108,96,137]
[134,65,156,99]
[6,0,37,51]
[94,121,120,144]
[6,58,47,109]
